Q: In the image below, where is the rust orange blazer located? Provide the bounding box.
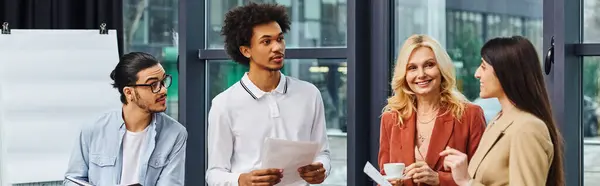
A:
[378,103,486,186]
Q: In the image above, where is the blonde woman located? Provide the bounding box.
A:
[378,34,486,186]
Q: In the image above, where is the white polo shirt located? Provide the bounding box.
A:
[205,72,331,186]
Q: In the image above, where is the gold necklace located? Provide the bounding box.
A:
[491,104,516,126]
[417,115,437,124]
[417,106,438,115]
[417,108,438,124]
[417,121,434,143]
[418,133,427,143]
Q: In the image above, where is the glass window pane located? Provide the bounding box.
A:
[583,57,600,185]
[206,0,347,48]
[584,0,600,42]
[123,0,179,120]
[207,59,348,185]
[148,7,177,44]
[394,1,542,116]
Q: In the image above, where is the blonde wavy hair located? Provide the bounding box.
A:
[383,34,468,125]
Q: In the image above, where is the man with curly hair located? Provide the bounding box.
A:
[205,2,331,186]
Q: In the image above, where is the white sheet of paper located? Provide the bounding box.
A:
[0,84,7,186]
[65,176,94,186]
[0,30,121,184]
[260,138,320,185]
[364,161,393,186]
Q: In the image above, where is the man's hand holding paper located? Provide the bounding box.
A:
[238,168,283,186]
[261,138,321,185]
[298,162,326,184]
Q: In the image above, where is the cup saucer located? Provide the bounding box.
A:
[383,175,404,180]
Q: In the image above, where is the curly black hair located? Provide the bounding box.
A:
[221,2,291,65]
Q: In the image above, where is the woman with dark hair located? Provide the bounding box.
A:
[440,36,564,186]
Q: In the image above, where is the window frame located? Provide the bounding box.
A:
[544,0,583,185]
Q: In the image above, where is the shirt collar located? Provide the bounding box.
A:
[117,109,158,131]
[240,72,289,100]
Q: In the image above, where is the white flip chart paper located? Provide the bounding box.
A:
[0,30,121,184]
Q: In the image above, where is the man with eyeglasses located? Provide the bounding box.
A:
[64,52,187,186]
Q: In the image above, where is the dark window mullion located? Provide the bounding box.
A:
[575,44,600,56]
[198,48,348,60]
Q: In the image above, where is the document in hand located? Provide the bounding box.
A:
[363,161,393,186]
[65,176,94,186]
[260,138,320,185]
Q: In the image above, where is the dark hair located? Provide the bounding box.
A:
[481,36,564,186]
[110,52,160,104]
[221,2,290,65]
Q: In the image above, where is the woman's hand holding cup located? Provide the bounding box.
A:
[384,163,407,186]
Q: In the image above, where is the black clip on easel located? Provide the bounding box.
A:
[1,22,10,34]
[99,23,108,35]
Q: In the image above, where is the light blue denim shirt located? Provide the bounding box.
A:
[64,109,187,186]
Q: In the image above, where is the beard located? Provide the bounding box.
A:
[251,56,284,71]
[132,89,166,113]
[259,63,283,71]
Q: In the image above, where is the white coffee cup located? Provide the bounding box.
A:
[383,163,405,179]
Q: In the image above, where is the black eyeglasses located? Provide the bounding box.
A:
[127,75,172,93]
